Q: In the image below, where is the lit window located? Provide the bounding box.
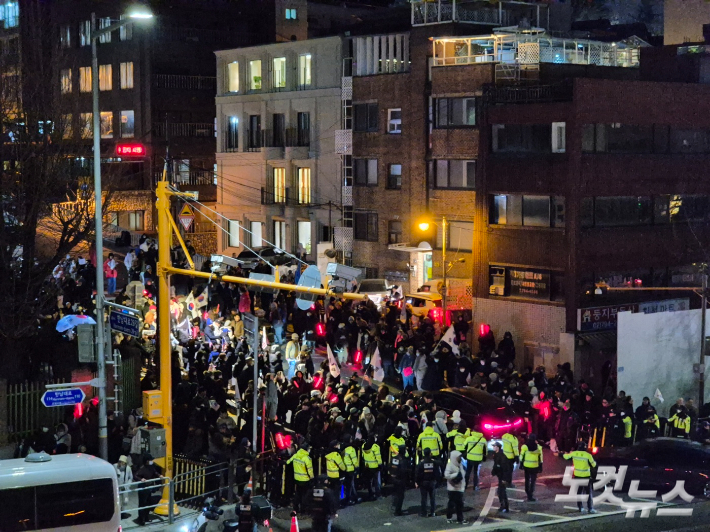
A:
[227,61,239,92]
[120,110,134,138]
[228,220,240,248]
[250,221,262,247]
[3,2,18,29]
[79,67,92,92]
[285,8,297,20]
[387,164,402,189]
[120,62,134,89]
[98,17,112,43]
[100,112,113,139]
[128,211,144,231]
[388,108,402,134]
[79,20,91,47]
[298,167,311,204]
[79,112,92,139]
[61,114,72,139]
[298,54,311,89]
[273,220,286,249]
[60,25,71,48]
[298,221,311,254]
[273,167,286,203]
[249,60,262,90]
[60,69,72,94]
[119,14,132,41]
[273,57,286,89]
[99,64,112,91]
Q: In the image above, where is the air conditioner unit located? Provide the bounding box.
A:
[489,285,505,296]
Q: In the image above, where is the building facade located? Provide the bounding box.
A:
[215,36,345,260]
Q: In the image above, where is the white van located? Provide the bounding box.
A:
[0,453,120,532]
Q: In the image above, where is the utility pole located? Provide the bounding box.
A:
[442,215,447,327]
[700,263,708,406]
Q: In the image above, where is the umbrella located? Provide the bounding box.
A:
[56,314,97,332]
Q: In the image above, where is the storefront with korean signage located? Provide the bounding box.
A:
[488,264,564,302]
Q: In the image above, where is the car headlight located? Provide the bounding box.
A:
[186,518,199,532]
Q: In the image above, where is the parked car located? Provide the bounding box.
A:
[405,292,443,322]
[594,437,710,496]
[412,387,524,443]
[356,278,392,307]
[236,246,292,270]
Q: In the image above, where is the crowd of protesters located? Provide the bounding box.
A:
[21,248,710,525]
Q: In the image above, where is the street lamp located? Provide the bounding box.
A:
[91,7,153,461]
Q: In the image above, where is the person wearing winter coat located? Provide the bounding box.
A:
[444,450,468,524]
[413,349,428,390]
[115,455,134,507]
[398,346,415,389]
[491,441,513,513]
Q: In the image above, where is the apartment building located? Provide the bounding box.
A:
[215,36,345,260]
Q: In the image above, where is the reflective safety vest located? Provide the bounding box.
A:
[362,444,382,469]
[464,432,487,462]
[645,414,660,429]
[622,416,633,439]
[669,414,691,434]
[287,448,314,482]
[343,445,358,472]
[520,444,543,469]
[388,435,407,459]
[501,433,519,461]
[563,450,596,478]
[417,427,443,457]
[447,429,470,453]
[325,451,346,478]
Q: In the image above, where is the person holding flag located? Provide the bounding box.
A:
[327,344,341,381]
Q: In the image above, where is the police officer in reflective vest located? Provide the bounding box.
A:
[362,436,383,500]
[390,444,410,516]
[416,447,441,517]
[325,440,346,505]
[563,441,597,513]
[501,432,520,464]
[235,488,258,532]
[519,434,542,502]
[620,411,633,446]
[668,407,691,438]
[286,441,314,513]
[341,434,360,505]
[311,476,338,532]
[464,426,487,490]
[417,422,443,475]
[447,419,470,454]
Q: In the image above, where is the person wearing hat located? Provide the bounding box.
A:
[325,440,346,504]
[135,453,162,525]
[285,333,300,380]
[361,436,383,500]
[114,455,133,507]
[491,442,512,513]
[287,441,314,513]
[235,488,258,532]
[668,406,691,438]
[464,424,487,490]
[341,434,361,505]
[415,447,440,517]
[390,444,411,516]
[519,434,543,502]
[446,412,469,454]
[311,475,339,532]
[563,441,597,513]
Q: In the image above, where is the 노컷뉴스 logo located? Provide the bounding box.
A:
[555,466,694,517]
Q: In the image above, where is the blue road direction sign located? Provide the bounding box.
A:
[41,388,86,408]
[110,310,141,337]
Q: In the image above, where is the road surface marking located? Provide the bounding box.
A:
[508,498,526,502]
[527,512,565,519]
[536,474,563,480]
[509,488,527,492]
[536,508,628,526]
[473,487,497,526]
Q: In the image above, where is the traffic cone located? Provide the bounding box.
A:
[290,511,299,532]
[246,474,253,491]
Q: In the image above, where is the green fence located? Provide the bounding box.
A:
[6,379,69,442]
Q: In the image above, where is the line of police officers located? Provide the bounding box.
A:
[282,417,550,526]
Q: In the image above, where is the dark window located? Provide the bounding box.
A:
[490,195,563,227]
[492,124,552,153]
[594,196,652,226]
[430,160,475,189]
[669,194,710,222]
[387,164,402,189]
[593,124,653,153]
[272,113,285,147]
[354,159,377,186]
[0,479,116,531]
[523,195,551,227]
[581,198,594,227]
[297,112,310,146]
[670,129,710,154]
[354,103,378,132]
[434,97,477,128]
[388,220,403,244]
[247,114,261,150]
[354,212,378,241]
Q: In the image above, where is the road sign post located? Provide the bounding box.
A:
[242,312,260,449]
[41,388,86,408]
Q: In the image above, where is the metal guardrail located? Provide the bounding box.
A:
[104,223,142,247]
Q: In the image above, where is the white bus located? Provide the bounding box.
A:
[0,452,120,532]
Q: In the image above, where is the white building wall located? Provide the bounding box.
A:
[472,297,566,367]
[617,308,709,417]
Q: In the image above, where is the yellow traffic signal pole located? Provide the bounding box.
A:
[153,180,365,515]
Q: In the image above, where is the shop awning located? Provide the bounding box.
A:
[388,242,432,253]
[577,330,618,351]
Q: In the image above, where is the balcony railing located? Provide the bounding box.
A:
[245,128,310,151]
[154,122,215,138]
[174,169,215,186]
[482,80,573,105]
[154,74,216,91]
[411,0,549,28]
[261,187,290,205]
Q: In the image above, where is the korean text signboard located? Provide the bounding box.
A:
[509,268,550,301]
